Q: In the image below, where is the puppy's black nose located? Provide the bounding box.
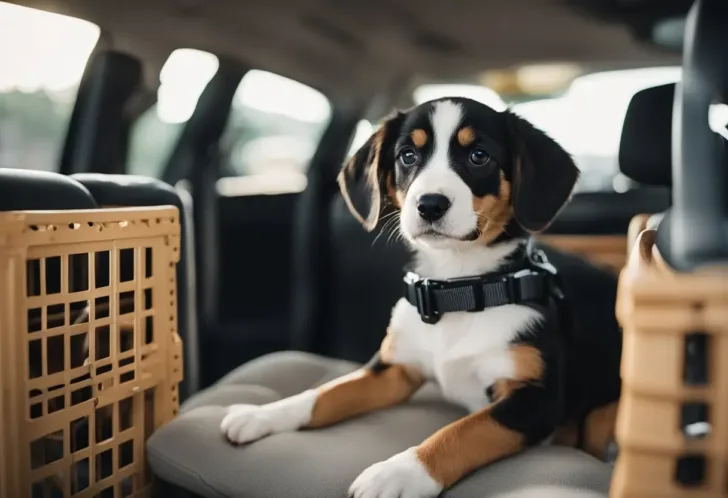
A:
[417,193,451,222]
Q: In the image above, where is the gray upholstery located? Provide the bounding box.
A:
[147,351,612,498]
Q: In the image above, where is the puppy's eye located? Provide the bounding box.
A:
[399,148,418,166]
[469,148,490,166]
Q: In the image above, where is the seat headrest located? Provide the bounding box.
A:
[619,83,675,187]
[0,169,97,211]
[71,173,181,209]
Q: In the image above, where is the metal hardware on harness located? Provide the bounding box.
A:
[403,266,554,325]
[404,272,442,324]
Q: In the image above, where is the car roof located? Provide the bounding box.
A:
[12,0,686,102]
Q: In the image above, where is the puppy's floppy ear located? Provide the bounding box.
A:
[337,111,405,231]
[506,111,580,233]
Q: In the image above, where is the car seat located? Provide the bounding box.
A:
[70,173,200,402]
[0,169,98,212]
[618,82,674,249]
[145,115,674,498]
[143,80,682,498]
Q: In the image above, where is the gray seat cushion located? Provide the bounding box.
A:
[147,351,612,498]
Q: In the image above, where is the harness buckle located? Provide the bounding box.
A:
[530,248,558,275]
[404,272,441,324]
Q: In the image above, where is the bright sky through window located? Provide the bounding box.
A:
[0,3,331,125]
[156,49,219,124]
[347,120,375,157]
[0,2,99,93]
[512,67,682,157]
[233,70,332,124]
[4,3,707,172]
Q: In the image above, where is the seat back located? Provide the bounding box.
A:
[618,83,675,250]
[327,196,410,362]
[70,174,200,402]
[0,170,99,327]
[619,83,675,189]
[0,169,97,211]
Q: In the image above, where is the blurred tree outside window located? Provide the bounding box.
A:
[0,3,99,171]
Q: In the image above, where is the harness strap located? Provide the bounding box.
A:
[403,270,553,324]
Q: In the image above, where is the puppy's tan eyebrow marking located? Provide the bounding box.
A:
[411,129,428,148]
[457,126,475,147]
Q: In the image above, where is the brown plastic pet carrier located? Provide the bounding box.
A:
[613,229,728,498]
[611,0,728,495]
[0,206,183,498]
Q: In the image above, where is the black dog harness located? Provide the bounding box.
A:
[403,241,566,324]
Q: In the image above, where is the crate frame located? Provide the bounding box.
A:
[613,228,728,498]
[0,206,183,498]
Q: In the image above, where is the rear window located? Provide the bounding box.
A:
[217,70,332,196]
[512,67,681,192]
[346,120,375,158]
[0,3,99,171]
[412,66,681,193]
[128,49,220,179]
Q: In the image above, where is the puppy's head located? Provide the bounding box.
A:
[338,98,579,250]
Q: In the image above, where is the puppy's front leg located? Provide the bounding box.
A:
[349,385,558,498]
[222,355,424,444]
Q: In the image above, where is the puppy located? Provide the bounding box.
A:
[221,98,621,498]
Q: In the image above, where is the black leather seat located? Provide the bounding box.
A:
[618,83,674,232]
[0,169,199,401]
[619,83,674,190]
[71,173,200,402]
[0,169,97,211]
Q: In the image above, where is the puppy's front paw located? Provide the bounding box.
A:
[221,404,277,444]
[349,448,442,498]
[221,390,317,445]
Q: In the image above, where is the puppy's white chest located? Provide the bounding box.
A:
[388,298,542,412]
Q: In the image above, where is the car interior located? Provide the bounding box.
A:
[1,0,726,497]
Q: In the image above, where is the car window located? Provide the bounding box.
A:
[216,70,331,195]
[346,120,375,158]
[412,66,681,193]
[512,67,681,193]
[127,49,219,179]
[0,3,99,171]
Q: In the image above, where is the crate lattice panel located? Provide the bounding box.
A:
[0,207,182,498]
[613,229,728,498]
